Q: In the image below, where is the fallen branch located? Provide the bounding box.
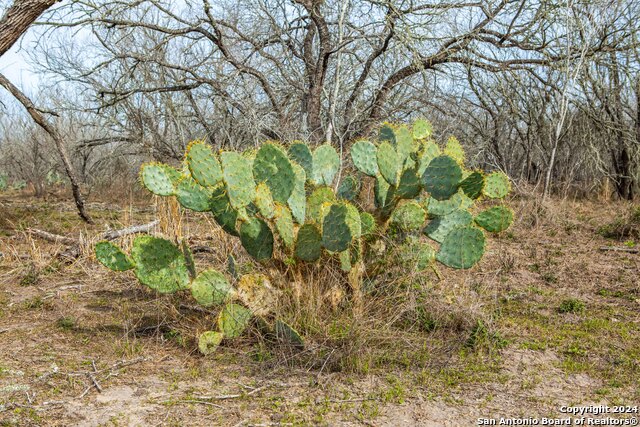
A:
[26,228,78,245]
[599,246,639,254]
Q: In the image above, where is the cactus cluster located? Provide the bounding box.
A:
[95,119,514,354]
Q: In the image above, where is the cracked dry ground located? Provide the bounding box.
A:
[0,196,638,426]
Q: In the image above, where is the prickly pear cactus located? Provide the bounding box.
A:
[95,118,514,354]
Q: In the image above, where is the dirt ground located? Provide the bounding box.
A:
[0,194,638,426]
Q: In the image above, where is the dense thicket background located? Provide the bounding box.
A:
[1,0,639,201]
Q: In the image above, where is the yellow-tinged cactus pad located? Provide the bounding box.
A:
[217,303,253,338]
[220,151,256,209]
[389,201,427,232]
[198,331,224,355]
[254,182,276,219]
[190,269,234,307]
[236,274,277,316]
[412,118,433,139]
[483,171,511,199]
[444,136,465,164]
[186,140,222,187]
[274,204,295,248]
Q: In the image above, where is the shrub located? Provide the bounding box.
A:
[95,119,513,354]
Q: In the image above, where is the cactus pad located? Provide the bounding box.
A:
[140,163,179,196]
[422,155,462,200]
[307,186,336,223]
[220,151,256,209]
[415,243,436,271]
[176,177,211,212]
[426,195,461,217]
[412,118,433,139]
[424,209,473,243]
[350,140,378,176]
[378,123,396,143]
[239,216,274,261]
[209,184,239,236]
[389,201,427,232]
[444,136,465,164]
[322,204,354,252]
[436,225,485,269]
[337,176,360,201]
[460,171,484,199]
[95,241,134,271]
[312,144,340,186]
[237,274,277,316]
[377,142,400,186]
[295,223,323,262]
[274,204,295,248]
[360,212,376,236]
[374,174,391,208]
[253,142,295,203]
[130,235,190,293]
[474,206,513,233]
[275,320,304,348]
[417,140,441,177]
[288,163,306,224]
[217,303,253,338]
[254,182,276,219]
[395,125,415,162]
[190,269,234,307]
[288,142,313,178]
[186,140,222,187]
[198,331,224,355]
[396,166,421,199]
[483,171,511,199]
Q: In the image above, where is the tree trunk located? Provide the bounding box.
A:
[0,73,94,223]
[0,0,57,57]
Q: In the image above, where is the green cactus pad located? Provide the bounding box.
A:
[307,186,336,223]
[458,191,474,210]
[237,274,277,316]
[275,320,304,348]
[190,269,234,307]
[254,182,276,219]
[239,216,274,261]
[253,142,296,203]
[209,184,239,236]
[288,163,306,224]
[337,176,360,201]
[288,142,313,178]
[130,235,190,293]
[412,118,433,139]
[415,243,436,271]
[198,331,224,355]
[344,203,362,239]
[395,125,415,162]
[444,136,465,164]
[274,204,295,249]
[436,225,485,269]
[182,240,196,279]
[140,163,179,196]
[389,201,427,232]
[360,212,376,236]
[424,209,473,243]
[374,174,391,208]
[185,140,223,187]
[378,123,396,143]
[217,303,253,339]
[417,140,441,177]
[377,142,400,186]
[425,194,462,216]
[176,177,211,212]
[322,204,354,252]
[295,224,323,262]
[474,206,514,233]
[95,241,134,271]
[339,249,352,272]
[422,155,462,201]
[396,166,421,199]
[312,145,340,186]
[460,171,485,199]
[220,151,256,209]
[350,140,379,176]
[483,171,511,199]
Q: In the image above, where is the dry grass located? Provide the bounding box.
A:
[0,191,639,426]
